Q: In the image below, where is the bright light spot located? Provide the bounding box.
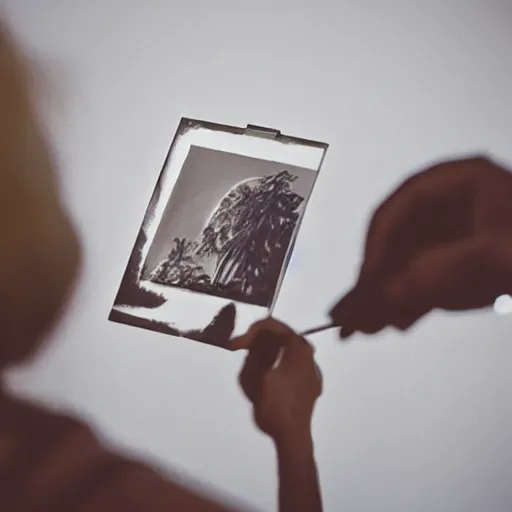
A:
[493,295,512,315]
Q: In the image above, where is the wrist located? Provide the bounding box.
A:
[273,427,314,455]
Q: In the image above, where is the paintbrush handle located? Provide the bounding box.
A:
[299,323,338,337]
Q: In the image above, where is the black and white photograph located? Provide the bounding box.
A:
[109,119,328,348]
[142,146,316,308]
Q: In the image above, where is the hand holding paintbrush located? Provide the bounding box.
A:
[231,318,339,351]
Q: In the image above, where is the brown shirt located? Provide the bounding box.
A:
[0,391,238,511]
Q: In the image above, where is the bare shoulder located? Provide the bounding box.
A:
[1,393,238,511]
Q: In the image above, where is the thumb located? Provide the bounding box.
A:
[385,235,512,329]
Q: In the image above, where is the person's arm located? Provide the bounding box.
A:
[274,428,321,512]
[233,318,323,512]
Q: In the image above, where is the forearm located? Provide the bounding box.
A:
[274,429,322,512]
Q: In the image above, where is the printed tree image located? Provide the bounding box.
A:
[150,237,210,288]
[148,170,305,307]
[196,170,304,306]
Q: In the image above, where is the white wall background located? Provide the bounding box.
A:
[3,1,512,510]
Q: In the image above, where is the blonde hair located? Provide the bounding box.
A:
[0,22,80,367]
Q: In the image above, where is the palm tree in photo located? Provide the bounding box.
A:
[196,170,304,305]
[196,226,218,258]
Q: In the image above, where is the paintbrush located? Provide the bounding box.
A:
[299,323,338,337]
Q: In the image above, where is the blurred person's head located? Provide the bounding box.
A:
[0,23,80,370]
